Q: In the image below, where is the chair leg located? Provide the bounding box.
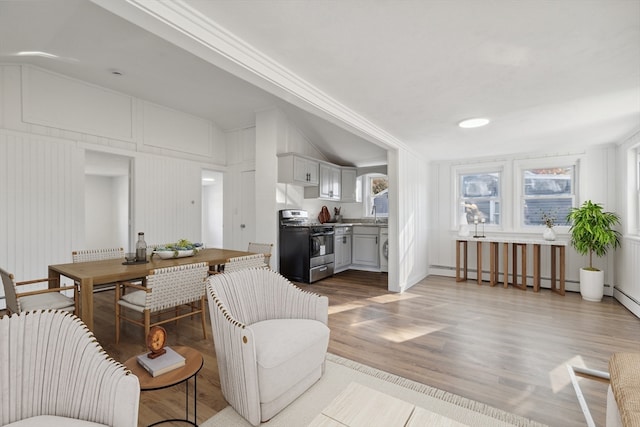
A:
[200,296,207,340]
[115,283,121,344]
[74,285,80,315]
[144,309,151,339]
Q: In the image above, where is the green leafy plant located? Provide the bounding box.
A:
[566,200,621,270]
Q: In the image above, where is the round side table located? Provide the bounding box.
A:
[125,345,204,426]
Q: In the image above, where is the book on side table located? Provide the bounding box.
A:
[136,346,186,377]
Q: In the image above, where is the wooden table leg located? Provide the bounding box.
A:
[489,242,498,286]
[48,268,61,288]
[560,246,565,295]
[456,240,468,282]
[550,245,566,295]
[533,244,541,292]
[80,278,94,331]
[476,241,483,285]
[503,243,509,288]
[512,243,527,290]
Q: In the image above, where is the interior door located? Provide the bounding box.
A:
[237,170,255,249]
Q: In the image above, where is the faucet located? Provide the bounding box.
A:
[372,205,377,223]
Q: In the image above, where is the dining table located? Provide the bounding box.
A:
[47,248,255,331]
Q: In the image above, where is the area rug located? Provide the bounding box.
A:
[202,353,547,427]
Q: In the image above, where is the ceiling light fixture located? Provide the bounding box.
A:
[458,118,490,128]
[16,51,59,59]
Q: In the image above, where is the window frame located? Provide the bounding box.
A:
[454,164,504,229]
[514,156,580,232]
[361,173,389,218]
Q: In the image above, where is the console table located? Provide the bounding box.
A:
[455,236,566,295]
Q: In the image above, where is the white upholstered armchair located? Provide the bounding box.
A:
[206,268,330,426]
[0,310,140,426]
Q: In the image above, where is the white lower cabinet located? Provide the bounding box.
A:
[351,226,379,269]
[334,228,352,273]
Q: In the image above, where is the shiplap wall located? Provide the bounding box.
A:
[0,64,227,307]
[0,131,83,279]
[613,130,640,316]
[133,154,203,246]
[427,146,620,294]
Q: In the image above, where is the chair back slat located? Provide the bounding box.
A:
[72,248,124,263]
[247,242,273,267]
[224,254,267,273]
[145,262,209,312]
[0,267,19,314]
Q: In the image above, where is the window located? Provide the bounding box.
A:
[362,174,388,217]
[458,171,501,225]
[522,167,574,227]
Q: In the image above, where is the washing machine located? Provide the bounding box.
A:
[379,227,388,272]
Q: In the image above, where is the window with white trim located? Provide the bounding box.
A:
[361,174,388,218]
[458,171,501,225]
[522,166,574,227]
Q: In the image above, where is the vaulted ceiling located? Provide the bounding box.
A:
[1,0,638,166]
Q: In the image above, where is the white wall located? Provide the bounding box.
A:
[85,175,126,250]
[428,146,619,294]
[613,129,640,316]
[388,147,429,292]
[0,64,226,287]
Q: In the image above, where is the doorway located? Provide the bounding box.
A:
[202,170,223,248]
[84,151,131,250]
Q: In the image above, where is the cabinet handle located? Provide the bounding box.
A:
[376,236,378,244]
[343,236,346,244]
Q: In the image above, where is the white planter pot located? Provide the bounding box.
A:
[579,268,605,302]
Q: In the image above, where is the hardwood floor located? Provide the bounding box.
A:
[84,272,640,426]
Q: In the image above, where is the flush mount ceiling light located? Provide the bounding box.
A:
[458,118,490,128]
[16,51,59,59]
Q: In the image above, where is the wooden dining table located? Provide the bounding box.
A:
[48,248,254,331]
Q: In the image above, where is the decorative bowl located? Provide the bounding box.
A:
[153,249,196,259]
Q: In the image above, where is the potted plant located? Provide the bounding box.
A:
[566,200,621,301]
[541,210,557,241]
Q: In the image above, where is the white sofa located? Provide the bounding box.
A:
[0,310,140,427]
[206,268,330,426]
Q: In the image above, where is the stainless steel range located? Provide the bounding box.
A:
[279,209,334,283]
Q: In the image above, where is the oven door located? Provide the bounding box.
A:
[310,231,334,258]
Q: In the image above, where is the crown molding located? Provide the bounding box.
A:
[93,0,413,154]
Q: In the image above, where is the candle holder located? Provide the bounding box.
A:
[473,218,485,238]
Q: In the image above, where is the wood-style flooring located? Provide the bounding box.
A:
[84,272,640,426]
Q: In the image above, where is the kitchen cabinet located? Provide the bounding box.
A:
[352,226,379,269]
[341,167,357,202]
[305,162,341,200]
[334,226,352,273]
[278,153,319,186]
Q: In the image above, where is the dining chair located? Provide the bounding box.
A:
[247,242,274,268]
[0,267,78,315]
[210,253,268,274]
[206,268,330,426]
[0,310,140,426]
[115,262,209,343]
[72,247,125,292]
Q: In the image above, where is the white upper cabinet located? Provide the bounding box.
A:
[341,167,357,202]
[305,162,341,200]
[278,153,319,186]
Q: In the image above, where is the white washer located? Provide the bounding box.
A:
[379,227,388,272]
